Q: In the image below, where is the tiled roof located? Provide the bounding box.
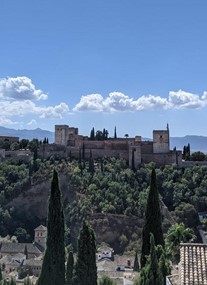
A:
[0,242,42,255]
[97,259,116,272]
[97,246,113,252]
[114,255,135,268]
[34,225,47,231]
[180,243,207,285]
[23,259,42,267]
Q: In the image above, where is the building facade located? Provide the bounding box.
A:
[39,124,182,168]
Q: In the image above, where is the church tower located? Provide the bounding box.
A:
[34,225,47,250]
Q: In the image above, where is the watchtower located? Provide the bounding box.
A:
[153,124,170,153]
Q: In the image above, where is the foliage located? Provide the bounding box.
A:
[182,144,190,160]
[190,151,206,161]
[138,234,169,285]
[37,169,65,285]
[74,220,97,285]
[14,227,30,243]
[141,169,164,267]
[18,266,33,279]
[89,128,109,140]
[165,223,195,262]
[173,203,199,228]
[99,276,117,285]
[1,156,207,253]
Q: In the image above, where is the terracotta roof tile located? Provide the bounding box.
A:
[0,242,42,255]
[180,243,207,285]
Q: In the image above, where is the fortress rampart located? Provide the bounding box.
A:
[38,124,182,168]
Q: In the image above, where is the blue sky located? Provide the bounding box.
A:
[1,0,207,138]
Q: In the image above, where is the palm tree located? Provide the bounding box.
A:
[124,134,129,139]
[165,223,195,262]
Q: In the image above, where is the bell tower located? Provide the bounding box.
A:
[34,225,47,250]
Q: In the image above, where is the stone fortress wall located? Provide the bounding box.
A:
[0,135,19,144]
[39,124,182,168]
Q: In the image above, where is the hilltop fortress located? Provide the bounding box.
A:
[39,124,182,168]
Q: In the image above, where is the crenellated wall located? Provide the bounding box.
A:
[39,124,181,168]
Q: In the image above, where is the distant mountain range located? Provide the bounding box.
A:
[0,126,207,152]
[0,126,54,143]
[170,136,207,153]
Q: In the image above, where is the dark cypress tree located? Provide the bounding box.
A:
[132,148,135,171]
[141,168,164,267]
[74,220,97,285]
[90,128,95,140]
[133,251,139,272]
[24,245,28,259]
[89,150,94,174]
[37,169,65,285]
[66,250,74,285]
[103,128,106,140]
[78,148,82,164]
[114,126,117,139]
[82,142,85,160]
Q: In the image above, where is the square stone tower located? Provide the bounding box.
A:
[34,225,47,250]
[55,125,69,145]
[153,125,170,153]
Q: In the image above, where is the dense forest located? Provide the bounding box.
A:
[0,153,206,252]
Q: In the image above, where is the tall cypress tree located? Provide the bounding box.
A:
[114,126,117,139]
[141,168,164,267]
[37,169,65,285]
[24,245,28,259]
[74,220,97,285]
[133,251,139,272]
[89,150,94,174]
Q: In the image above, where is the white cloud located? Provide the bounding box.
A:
[0,76,48,101]
[73,94,104,112]
[0,117,18,126]
[134,95,169,111]
[168,90,206,109]
[27,119,37,126]
[73,90,207,112]
[0,76,70,127]
[39,102,69,118]
[0,100,69,119]
[104,92,135,112]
